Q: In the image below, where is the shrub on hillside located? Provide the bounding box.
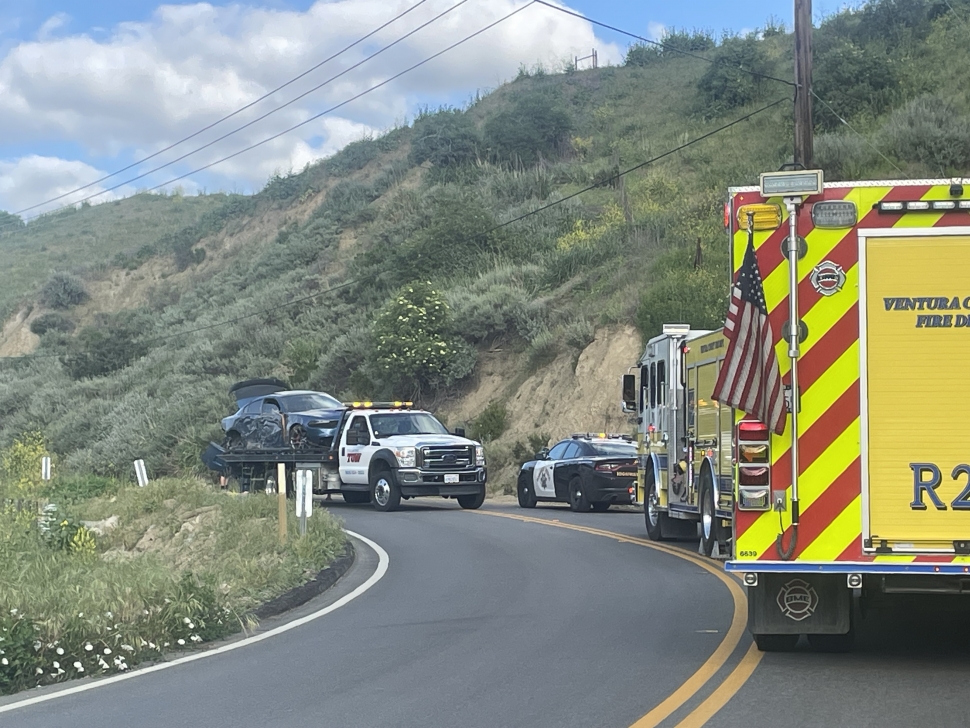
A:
[484,94,573,166]
[60,319,149,380]
[625,43,661,67]
[30,312,75,336]
[636,265,727,339]
[882,95,970,175]
[814,132,880,181]
[40,273,88,310]
[410,110,481,169]
[696,35,772,117]
[813,39,897,131]
[659,28,716,57]
[470,400,509,443]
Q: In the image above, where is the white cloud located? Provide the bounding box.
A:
[0,155,132,213]
[37,13,70,41]
[0,0,622,214]
[647,21,666,42]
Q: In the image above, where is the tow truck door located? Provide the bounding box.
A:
[339,416,371,484]
[862,231,970,553]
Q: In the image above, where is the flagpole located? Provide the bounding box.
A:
[781,197,802,559]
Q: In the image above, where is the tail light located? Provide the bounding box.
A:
[737,419,771,511]
[596,460,636,472]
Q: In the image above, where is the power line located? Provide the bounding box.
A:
[3,0,472,230]
[9,0,435,218]
[533,0,796,89]
[1,96,789,363]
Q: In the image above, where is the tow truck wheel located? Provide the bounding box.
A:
[591,502,610,512]
[457,488,486,510]
[753,633,799,652]
[700,474,720,557]
[370,468,401,512]
[342,491,370,505]
[568,477,590,512]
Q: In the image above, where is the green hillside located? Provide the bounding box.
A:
[2,0,969,478]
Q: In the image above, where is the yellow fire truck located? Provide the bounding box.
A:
[720,173,970,651]
[621,325,733,557]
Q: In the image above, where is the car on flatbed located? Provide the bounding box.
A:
[516,433,637,512]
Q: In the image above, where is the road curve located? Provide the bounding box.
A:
[3,501,735,728]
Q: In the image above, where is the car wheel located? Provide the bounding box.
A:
[458,489,486,510]
[753,634,799,652]
[341,490,370,505]
[700,473,720,557]
[289,424,309,451]
[370,468,401,512]
[591,502,610,512]
[567,477,590,512]
[517,474,537,508]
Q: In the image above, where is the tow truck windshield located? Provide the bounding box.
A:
[370,412,450,437]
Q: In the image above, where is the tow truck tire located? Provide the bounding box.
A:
[753,634,799,652]
[458,488,486,510]
[342,491,370,505]
[700,474,720,557]
[370,467,401,512]
[591,502,611,512]
[568,477,590,512]
[517,475,537,508]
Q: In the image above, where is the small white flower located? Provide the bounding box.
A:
[121,644,133,652]
[177,639,185,646]
[77,613,83,618]
[9,609,17,615]
[56,647,64,655]
[52,661,60,669]
[105,612,113,619]
[84,643,93,651]
[188,622,195,630]
[1,658,8,666]
[74,662,84,672]
[103,648,111,655]
[56,668,65,676]
[35,667,43,675]
[33,641,41,651]
[183,617,191,625]
[163,642,170,647]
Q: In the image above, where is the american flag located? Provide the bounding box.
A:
[712,233,787,435]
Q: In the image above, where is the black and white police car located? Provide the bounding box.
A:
[516,433,638,512]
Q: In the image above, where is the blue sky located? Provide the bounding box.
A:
[0,0,852,217]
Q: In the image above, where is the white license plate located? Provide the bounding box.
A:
[444,473,459,484]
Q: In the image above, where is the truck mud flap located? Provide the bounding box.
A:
[748,573,850,635]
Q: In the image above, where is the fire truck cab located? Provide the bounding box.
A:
[622,324,733,556]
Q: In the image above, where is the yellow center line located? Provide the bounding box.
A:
[673,642,762,728]
[471,510,760,727]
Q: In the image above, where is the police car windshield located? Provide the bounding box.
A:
[370,413,450,437]
[590,441,637,456]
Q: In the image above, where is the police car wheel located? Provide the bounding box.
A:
[568,477,590,512]
[370,468,401,512]
[753,633,799,652]
[517,477,537,508]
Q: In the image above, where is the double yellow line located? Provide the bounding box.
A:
[472,510,761,727]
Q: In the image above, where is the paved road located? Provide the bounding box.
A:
[4,500,733,728]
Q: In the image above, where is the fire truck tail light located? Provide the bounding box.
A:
[737,420,769,441]
[739,467,769,486]
[739,443,769,463]
[738,487,771,511]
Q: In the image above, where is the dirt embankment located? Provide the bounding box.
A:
[439,324,643,492]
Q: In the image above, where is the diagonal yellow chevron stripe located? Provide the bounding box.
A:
[799,494,862,561]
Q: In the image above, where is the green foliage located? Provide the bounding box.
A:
[813,39,897,130]
[658,28,716,57]
[40,273,88,310]
[696,35,772,117]
[410,109,480,169]
[30,312,75,336]
[373,282,473,395]
[0,210,24,229]
[882,94,970,175]
[282,338,320,387]
[469,400,509,443]
[0,431,48,499]
[636,251,727,339]
[60,317,149,380]
[814,132,880,181]
[625,43,662,67]
[484,94,573,166]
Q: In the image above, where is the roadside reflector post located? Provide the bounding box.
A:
[41,456,52,481]
[295,469,312,536]
[278,462,287,544]
[134,459,149,487]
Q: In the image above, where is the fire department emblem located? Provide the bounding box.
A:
[810,260,845,297]
[776,579,819,621]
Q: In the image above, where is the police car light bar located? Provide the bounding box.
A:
[876,199,970,213]
[570,433,634,441]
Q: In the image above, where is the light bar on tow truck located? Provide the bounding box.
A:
[343,401,413,409]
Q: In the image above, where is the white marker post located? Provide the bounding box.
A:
[41,456,52,481]
[295,469,312,536]
[133,459,149,487]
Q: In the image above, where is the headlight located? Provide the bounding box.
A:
[476,446,485,467]
[394,447,416,468]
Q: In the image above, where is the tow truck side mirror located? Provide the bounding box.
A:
[621,374,637,413]
[454,427,466,438]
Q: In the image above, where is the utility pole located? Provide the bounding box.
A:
[793,0,814,168]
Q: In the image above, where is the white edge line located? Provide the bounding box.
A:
[0,529,388,715]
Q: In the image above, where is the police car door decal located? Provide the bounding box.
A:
[533,461,556,498]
